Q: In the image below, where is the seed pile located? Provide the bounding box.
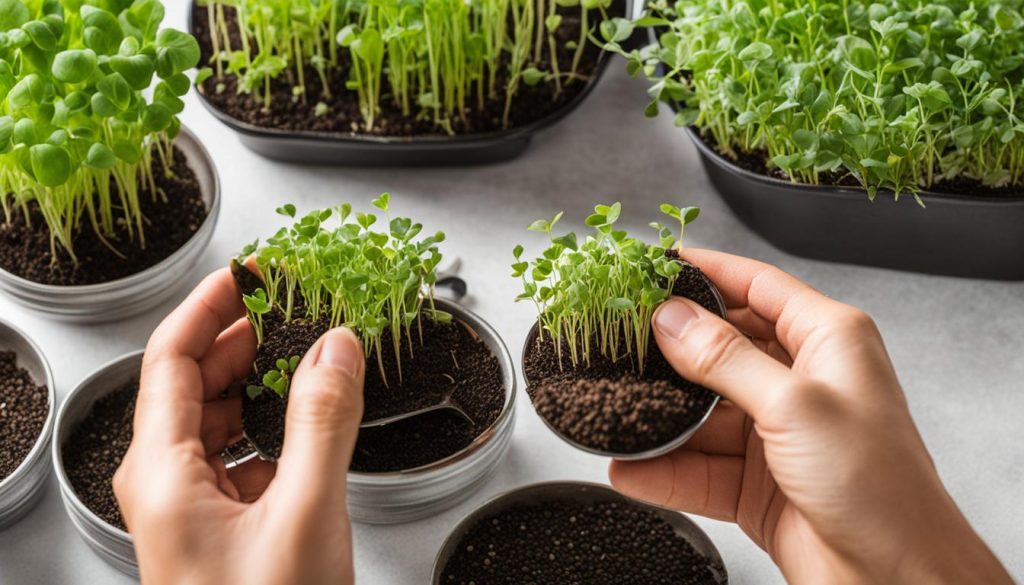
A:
[63,382,137,530]
[0,351,48,481]
[440,499,723,585]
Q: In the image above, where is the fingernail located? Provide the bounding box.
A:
[654,298,698,339]
[317,329,362,377]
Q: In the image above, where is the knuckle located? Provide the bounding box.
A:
[834,306,878,336]
[294,372,364,427]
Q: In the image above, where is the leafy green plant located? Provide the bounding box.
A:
[609,0,1024,200]
[200,0,617,132]
[246,355,300,399]
[0,0,202,262]
[239,194,449,387]
[513,202,697,373]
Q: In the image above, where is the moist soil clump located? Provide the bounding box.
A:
[237,269,505,472]
[0,351,49,481]
[524,259,721,454]
[63,382,137,531]
[699,131,1024,198]
[191,2,621,137]
[0,146,207,286]
[440,498,723,584]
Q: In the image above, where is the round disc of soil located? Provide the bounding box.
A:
[523,259,723,455]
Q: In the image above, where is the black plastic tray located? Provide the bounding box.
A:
[189,2,622,166]
[686,128,1024,280]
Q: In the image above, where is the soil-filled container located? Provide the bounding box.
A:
[0,319,55,529]
[516,204,726,459]
[235,201,516,523]
[433,481,728,584]
[53,351,142,577]
[686,128,1024,280]
[188,1,630,166]
[0,127,222,321]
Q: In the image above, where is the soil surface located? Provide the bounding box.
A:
[236,268,506,473]
[63,382,137,531]
[0,351,49,482]
[524,258,721,454]
[192,2,622,137]
[440,497,723,584]
[700,131,1023,198]
[0,146,207,286]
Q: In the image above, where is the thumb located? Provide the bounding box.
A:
[653,297,792,421]
[274,328,365,508]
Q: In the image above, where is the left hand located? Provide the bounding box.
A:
[113,268,366,585]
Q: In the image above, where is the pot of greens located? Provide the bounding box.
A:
[0,0,222,321]
[188,0,631,165]
[609,0,1024,280]
[233,195,516,524]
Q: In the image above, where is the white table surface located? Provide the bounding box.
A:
[2,3,1023,583]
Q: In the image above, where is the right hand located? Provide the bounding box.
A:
[610,250,1013,584]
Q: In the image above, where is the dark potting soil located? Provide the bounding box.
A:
[0,146,207,286]
[237,265,505,472]
[699,131,1024,199]
[524,259,721,454]
[191,1,621,137]
[0,351,48,482]
[63,382,137,531]
[440,498,723,584]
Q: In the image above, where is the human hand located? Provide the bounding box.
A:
[113,268,365,585]
[610,250,1013,585]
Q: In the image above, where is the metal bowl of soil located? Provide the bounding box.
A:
[238,297,517,525]
[0,126,221,322]
[433,481,728,584]
[0,319,56,529]
[187,1,632,166]
[52,351,142,577]
[522,259,727,460]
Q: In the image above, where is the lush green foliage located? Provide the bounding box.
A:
[240,194,449,388]
[611,0,1024,199]
[513,202,699,373]
[201,0,616,132]
[0,0,201,261]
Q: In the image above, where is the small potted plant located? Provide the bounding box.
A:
[433,481,728,584]
[0,318,55,529]
[53,350,142,575]
[515,202,725,458]
[609,0,1024,279]
[234,195,516,523]
[189,0,631,165]
[0,0,222,321]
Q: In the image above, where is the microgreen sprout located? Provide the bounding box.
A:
[247,355,300,399]
[0,0,202,262]
[200,0,615,133]
[239,195,449,388]
[611,0,1024,200]
[513,202,698,374]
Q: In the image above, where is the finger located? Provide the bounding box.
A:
[673,401,751,457]
[200,397,242,456]
[653,297,795,420]
[610,450,745,522]
[199,318,258,400]
[751,338,794,367]
[727,307,778,341]
[273,328,365,514]
[136,269,243,446]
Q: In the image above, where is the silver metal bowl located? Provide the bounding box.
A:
[0,126,221,323]
[347,298,517,524]
[52,351,142,577]
[0,319,56,530]
[522,265,727,461]
[432,481,729,584]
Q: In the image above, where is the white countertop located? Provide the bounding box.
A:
[1,3,1023,583]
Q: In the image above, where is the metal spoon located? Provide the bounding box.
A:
[360,395,475,428]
